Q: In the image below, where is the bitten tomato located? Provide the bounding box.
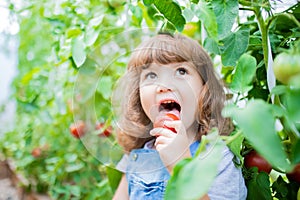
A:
[287,163,300,183]
[69,120,86,139]
[154,113,180,133]
[273,52,300,84]
[244,150,272,174]
[165,113,180,121]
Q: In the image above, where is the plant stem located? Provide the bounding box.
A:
[254,7,269,70]
[225,130,243,145]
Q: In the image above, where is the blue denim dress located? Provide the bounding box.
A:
[126,148,170,199]
[116,141,247,200]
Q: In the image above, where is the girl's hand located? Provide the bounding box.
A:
[150,120,191,173]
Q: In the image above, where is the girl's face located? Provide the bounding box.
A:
[139,62,203,133]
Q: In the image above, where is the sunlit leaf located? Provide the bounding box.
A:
[220,28,250,66]
[97,76,113,100]
[231,54,257,93]
[151,0,186,31]
[203,37,220,54]
[71,36,86,67]
[191,2,218,40]
[66,28,82,38]
[211,0,239,39]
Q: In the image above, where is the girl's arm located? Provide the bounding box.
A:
[113,174,129,200]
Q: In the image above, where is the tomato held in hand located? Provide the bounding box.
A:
[273,52,300,84]
[154,113,180,133]
[244,150,272,174]
[165,113,180,121]
[287,163,300,183]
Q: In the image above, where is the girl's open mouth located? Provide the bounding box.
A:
[159,100,181,113]
[154,100,181,132]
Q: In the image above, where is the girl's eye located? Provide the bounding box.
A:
[176,67,188,76]
[145,72,157,80]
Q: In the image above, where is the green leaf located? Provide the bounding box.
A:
[85,27,99,47]
[129,4,143,26]
[246,172,273,200]
[143,0,153,6]
[66,28,82,38]
[272,176,289,199]
[223,100,291,172]
[284,88,300,122]
[165,136,223,200]
[191,2,218,40]
[291,138,300,164]
[97,76,113,100]
[106,166,122,193]
[65,162,84,172]
[203,37,220,54]
[152,0,186,32]
[211,0,239,39]
[271,85,288,95]
[64,153,78,163]
[71,36,86,67]
[227,131,245,162]
[68,185,81,197]
[230,54,257,93]
[165,158,191,200]
[220,28,250,66]
[191,0,199,4]
[182,8,195,22]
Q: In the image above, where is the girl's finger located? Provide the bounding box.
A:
[163,120,183,134]
[154,136,172,150]
[150,127,175,137]
[155,135,172,145]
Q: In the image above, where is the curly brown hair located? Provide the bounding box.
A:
[113,33,231,152]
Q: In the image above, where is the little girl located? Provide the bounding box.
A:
[112,33,247,200]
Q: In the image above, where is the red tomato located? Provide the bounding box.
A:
[153,113,180,133]
[31,147,42,158]
[95,122,113,137]
[69,120,86,139]
[244,150,272,174]
[287,163,300,183]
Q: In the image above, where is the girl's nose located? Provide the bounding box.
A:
[156,84,172,93]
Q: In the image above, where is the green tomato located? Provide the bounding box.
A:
[273,52,300,84]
